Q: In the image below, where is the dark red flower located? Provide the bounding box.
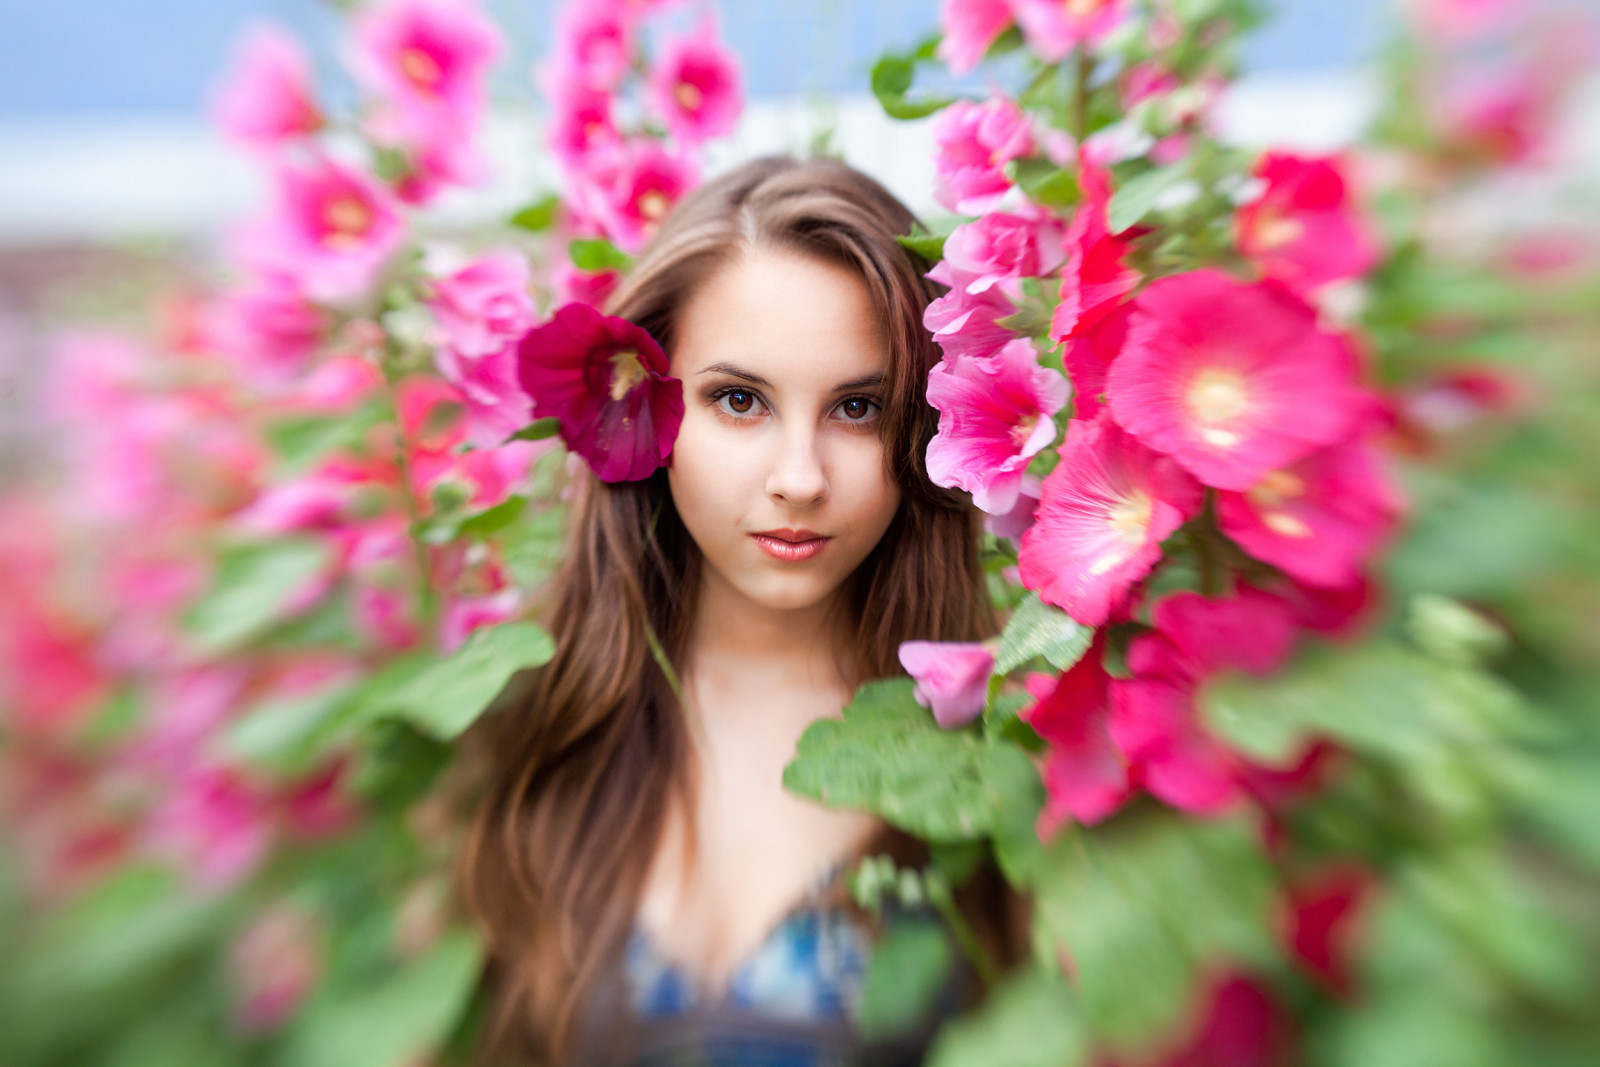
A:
[515,302,684,482]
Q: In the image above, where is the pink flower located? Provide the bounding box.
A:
[1009,0,1128,63]
[931,97,1035,214]
[938,0,1014,74]
[441,588,522,653]
[551,260,621,310]
[1062,302,1130,421]
[1111,588,1297,813]
[350,0,502,145]
[550,2,634,92]
[1107,270,1366,491]
[573,137,698,253]
[426,249,537,358]
[1410,0,1517,42]
[1122,61,1180,109]
[209,273,329,387]
[1236,153,1379,295]
[940,204,1069,298]
[256,154,406,303]
[515,302,684,482]
[925,339,1070,515]
[1021,637,1131,834]
[230,907,323,1031]
[436,343,534,447]
[1017,415,1201,627]
[924,262,1018,363]
[898,641,995,728]
[1049,162,1141,342]
[143,765,274,891]
[1283,864,1372,997]
[546,81,622,169]
[1217,439,1402,589]
[212,22,322,149]
[646,16,743,146]
[986,474,1042,540]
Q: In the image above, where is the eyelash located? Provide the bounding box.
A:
[707,386,882,428]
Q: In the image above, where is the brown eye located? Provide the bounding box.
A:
[726,390,754,414]
[839,396,877,421]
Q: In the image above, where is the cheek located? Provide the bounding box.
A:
[834,435,902,542]
[667,412,752,537]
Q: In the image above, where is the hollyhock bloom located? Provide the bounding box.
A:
[1107,270,1365,491]
[143,766,274,891]
[1050,163,1141,342]
[290,355,384,411]
[1431,64,1555,167]
[1151,974,1295,1067]
[516,302,684,482]
[938,0,1014,74]
[550,2,634,92]
[986,474,1042,540]
[940,205,1069,298]
[256,154,405,303]
[925,339,1070,515]
[1022,638,1131,834]
[1009,0,1128,63]
[931,97,1035,214]
[425,248,537,357]
[1217,439,1402,589]
[924,260,1017,363]
[1063,302,1130,421]
[350,0,502,146]
[212,22,322,149]
[436,344,534,447]
[1282,864,1372,996]
[209,274,329,387]
[1236,153,1379,296]
[575,138,698,253]
[546,81,622,169]
[551,260,621,310]
[441,588,522,653]
[898,641,995,728]
[1122,61,1181,109]
[647,16,743,146]
[1018,415,1201,627]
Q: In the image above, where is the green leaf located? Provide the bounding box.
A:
[996,593,1093,675]
[1007,158,1081,209]
[509,193,560,232]
[456,494,528,540]
[855,920,954,1039]
[926,966,1085,1067]
[508,416,562,442]
[282,930,482,1067]
[568,237,632,273]
[352,621,555,740]
[350,719,454,810]
[783,679,1043,842]
[183,539,333,653]
[1107,163,1188,233]
[223,680,360,772]
[897,230,949,261]
[870,38,957,120]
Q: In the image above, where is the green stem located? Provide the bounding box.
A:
[380,360,439,629]
[1073,51,1094,146]
[927,874,1001,988]
[1189,491,1224,598]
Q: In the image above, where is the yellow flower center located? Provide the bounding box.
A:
[322,196,372,249]
[1089,492,1153,575]
[1065,0,1111,17]
[1248,209,1304,252]
[1186,367,1250,447]
[609,349,647,401]
[400,47,443,91]
[675,81,704,112]
[1010,413,1040,449]
[637,190,670,221]
[1247,470,1312,537]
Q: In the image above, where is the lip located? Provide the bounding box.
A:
[750,528,831,562]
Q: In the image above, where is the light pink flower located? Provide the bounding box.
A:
[986,473,1042,540]
[647,15,743,146]
[571,137,698,253]
[1236,152,1380,296]
[143,765,274,891]
[287,356,385,412]
[255,154,406,303]
[1009,0,1128,63]
[926,339,1070,515]
[230,906,323,1032]
[924,261,1018,363]
[1107,270,1366,491]
[350,0,502,144]
[898,641,995,728]
[550,2,634,92]
[441,588,522,653]
[1122,60,1180,109]
[551,260,622,310]
[212,22,323,149]
[1409,0,1517,42]
[1050,162,1141,342]
[1217,440,1402,589]
[438,343,534,447]
[931,97,1035,214]
[938,0,1015,74]
[940,204,1069,298]
[209,273,329,387]
[426,249,537,358]
[546,80,622,169]
[1022,636,1131,834]
[1017,414,1201,627]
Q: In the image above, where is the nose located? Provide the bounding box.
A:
[765,422,829,508]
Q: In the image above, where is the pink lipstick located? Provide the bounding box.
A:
[751,528,831,562]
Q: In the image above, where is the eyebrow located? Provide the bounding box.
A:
[699,361,886,393]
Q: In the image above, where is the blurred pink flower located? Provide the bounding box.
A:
[940,204,1069,298]
[209,273,329,387]
[1237,152,1379,295]
[1062,302,1130,421]
[1022,637,1131,834]
[1122,60,1180,108]
[212,22,323,149]
[230,906,323,1032]
[551,260,622,310]
[442,588,522,653]
[926,338,1069,515]
[1107,270,1365,491]
[1217,439,1402,589]
[924,261,1018,363]
[144,765,274,891]
[985,473,1042,540]
[516,302,684,482]
[574,137,698,252]
[1050,162,1141,342]
[647,15,743,145]
[1017,415,1201,627]
[1009,0,1128,62]
[1410,0,1517,41]
[426,248,537,358]
[256,154,406,303]
[931,97,1035,214]
[288,355,385,412]
[547,80,622,169]
[937,0,1014,74]
[899,641,995,728]
[550,1,634,92]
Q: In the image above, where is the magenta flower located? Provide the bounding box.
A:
[898,641,995,728]
[924,261,1018,363]
[1050,162,1141,342]
[350,0,502,145]
[551,2,635,92]
[1062,302,1130,421]
[1107,270,1366,491]
[940,203,1068,298]
[937,0,1014,74]
[1217,439,1402,589]
[647,15,743,146]
[1021,637,1131,834]
[212,22,322,150]
[551,260,621,310]
[926,339,1070,515]
[257,153,405,303]
[1009,0,1128,63]
[575,137,698,253]
[1017,415,1201,627]
[547,80,622,170]
[441,588,521,653]
[209,273,329,387]
[1236,152,1380,296]
[437,344,534,448]
[931,97,1035,214]
[515,302,684,482]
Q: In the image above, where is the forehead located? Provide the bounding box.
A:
[670,246,890,385]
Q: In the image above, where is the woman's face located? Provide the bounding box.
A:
[667,246,902,616]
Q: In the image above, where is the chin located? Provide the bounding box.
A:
[738,573,844,614]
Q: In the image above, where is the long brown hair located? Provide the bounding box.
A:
[460,155,994,1062]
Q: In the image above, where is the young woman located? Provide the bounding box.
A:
[462,155,1012,1065]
